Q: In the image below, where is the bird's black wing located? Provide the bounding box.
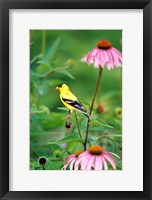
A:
[62,98,86,112]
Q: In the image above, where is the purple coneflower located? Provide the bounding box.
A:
[81,40,122,70]
[75,146,120,170]
[62,151,83,170]
[82,40,122,150]
[62,146,120,170]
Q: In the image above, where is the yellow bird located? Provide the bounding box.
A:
[56,83,92,121]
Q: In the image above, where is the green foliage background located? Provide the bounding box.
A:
[30,30,122,170]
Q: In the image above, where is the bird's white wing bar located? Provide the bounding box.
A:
[62,98,87,112]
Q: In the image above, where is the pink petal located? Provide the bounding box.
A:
[77,151,89,158]
[62,156,76,170]
[80,155,91,170]
[102,157,108,170]
[102,50,109,63]
[106,50,114,69]
[81,56,87,62]
[74,153,89,170]
[94,50,101,68]
[111,49,121,67]
[85,155,95,170]
[105,153,117,163]
[112,47,122,58]
[108,152,120,159]
[94,156,103,170]
[92,48,99,56]
[87,48,98,64]
[67,155,75,160]
[111,48,122,65]
[62,163,69,170]
[103,154,116,169]
[69,158,77,170]
[99,50,105,67]
[74,158,83,170]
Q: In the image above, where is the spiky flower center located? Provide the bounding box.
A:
[97,40,112,50]
[75,151,83,157]
[88,146,103,155]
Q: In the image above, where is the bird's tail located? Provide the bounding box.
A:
[82,111,92,121]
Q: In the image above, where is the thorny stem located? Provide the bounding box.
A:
[97,136,122,150]
[84,67,103,150]
[74,111,82,139]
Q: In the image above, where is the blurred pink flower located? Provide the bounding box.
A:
[74,146,120,170]
[62,151,83,170]
[81,40,122,70]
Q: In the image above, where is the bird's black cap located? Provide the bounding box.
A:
[57,83,64,88]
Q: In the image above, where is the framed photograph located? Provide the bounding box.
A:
[0,0,152,199]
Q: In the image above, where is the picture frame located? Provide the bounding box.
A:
[0,0,151,199]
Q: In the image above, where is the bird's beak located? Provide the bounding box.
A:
[55,86,59,90]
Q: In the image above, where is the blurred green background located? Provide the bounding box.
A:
[30,30,122,170]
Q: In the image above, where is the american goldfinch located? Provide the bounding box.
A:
[56,83,92,121]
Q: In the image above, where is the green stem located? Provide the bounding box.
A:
[41,30,46,59]
[44,65,73,77]
[74,111,82,139]
[84,67,103,150]
[97,136,122,150]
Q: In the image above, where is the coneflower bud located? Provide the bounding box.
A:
[115,107,122,119]
[53,149,62,159]
[67,59,76,66]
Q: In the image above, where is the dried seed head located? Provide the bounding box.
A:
[65,122,72,128]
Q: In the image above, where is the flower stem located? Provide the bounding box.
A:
[97,136,122,150]
[74,111,82,138]
[84,67,103,150]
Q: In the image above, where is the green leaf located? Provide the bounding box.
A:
[105,134,122,138]
[102,90,120,100]
[30,130,60,138]
[90,119,115,129]
[88,136,98,145]
[33,113,64,131]
[36,65,50,74]
[113,119,122,126]
[44,38,60,62]
[37,85,44,95]
[67,142,84,154]
[31,115,43,131]
[49,134,84,145]
[30,54,42,65]
[56,70,75,80]
[80,118,88,132]
[37,60,51,68]
[116,160,122,170]
[30,70,44,78]
[47,161,64,170]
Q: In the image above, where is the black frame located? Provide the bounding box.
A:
[0,0,151,199]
